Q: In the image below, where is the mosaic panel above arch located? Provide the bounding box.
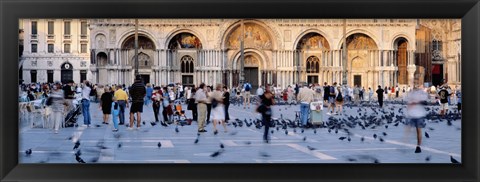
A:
[227,23,273,50]
[122,35,155,50]
[296,33,330,50]
[346,34,378,50]
[168,33,202,49]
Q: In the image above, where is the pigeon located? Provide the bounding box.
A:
[361,137,365,142]
[220,143,224,149]
[229,131,238,136]
[194,138,199,144]
[271,130,274,134]
[210,149,224,157]
[303,136,307,141]
[385,125,388,129]
[293,128,296,133]
[95,124,101,128]
[328,129,332,133]
[373,134,377,139]
[301,129,304,133]
[90,157,99,163]
[66,136,73,140]
[157,142,162,148]
[117,143,122,149]
[425,132,430,138]
[394,122,400,127]
[335,129,338,134]
[450,156,460,163]
[244,141,252,145]
[382,132,387,136]
[75,150,82,157]
[307,146,316,150]
[75,155,86,163]
[379,137,385,142]
[142,121,146,125]
[285,130,288,135]
[339,137,347,140]
[347,157,357,162]
[347,137,351,142]
[175,127,179,133]
[150,122,157,126]
[25,149,32,155]
[425,156,431,162]
[73,141,80,150]
[314,130,317,134]
[259,152,270,157]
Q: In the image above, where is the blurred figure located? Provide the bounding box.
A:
[151,87,162,123]
[258,84,275,143]
[145,83,153,106]
[405,85,428,153]
[456,87,462,114]
[327,82,337,115]
[376,86,384,108]
[335,86,344,115]
[47,81,68,134]
[368,87,373,103]
[211,84,227,134]
[223,86,230,122]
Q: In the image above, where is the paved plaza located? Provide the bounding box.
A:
[19,100,461,164]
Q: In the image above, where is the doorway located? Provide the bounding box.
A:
[182,75,194,87]
[140,74,150,84]
[244,67,259,93]
[354,75,362,87]
[432,64,443,86]
[307,75,319,85]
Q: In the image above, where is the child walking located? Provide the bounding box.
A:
[111,97,120,132]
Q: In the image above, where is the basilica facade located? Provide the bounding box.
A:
[21,19,461,91]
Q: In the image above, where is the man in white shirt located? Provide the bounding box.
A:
[256,85,264,97]
[406,85,428,153]
[195,83,208,133]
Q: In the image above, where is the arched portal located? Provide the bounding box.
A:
[394,38,408,85]
[180,55,195,87]
[120,34,156,84]
[295,32,330,84]
[343,33,378,88]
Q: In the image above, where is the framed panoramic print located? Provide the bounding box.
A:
[1,0,479,182]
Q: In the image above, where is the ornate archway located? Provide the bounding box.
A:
[344,33,378,87]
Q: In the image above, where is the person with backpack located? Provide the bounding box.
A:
[437,86,451,116]
[243,81,252,109]
[335,86,344,115]
[327,82,337,115]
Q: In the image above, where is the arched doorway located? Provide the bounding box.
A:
[96,52,108,84]
[121,34,156,84]
[180,55,195,87]
[395,38,408,85]
[343,33,378,88]
[295,32,330,84]
[306,56,320,84]
[61,62,73,84]
[234,54,262,93]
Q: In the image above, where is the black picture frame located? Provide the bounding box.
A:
[1,0,478,181]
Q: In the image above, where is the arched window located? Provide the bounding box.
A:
[181,55,194,73]
[306,56,320,73]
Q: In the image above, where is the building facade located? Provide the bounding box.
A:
[21,19,461,90]
[21,19,91,84]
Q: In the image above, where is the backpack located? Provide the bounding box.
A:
[329,86,335,96]
[336,92,343,102]
[89,87,96,96]
[245,84,251,92]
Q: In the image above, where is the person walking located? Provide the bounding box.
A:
[368,87,374,103]
[327,82,337,115]
[405,85,428,153]
[456,87,462,114]
[335,86,344,115]
[128,75,146,130]
[353,85,360,105]
[81,81,92,127]
[111,97,120,132]
[257,84,275,143]
[145,83,153,106]
[243,81,252,109]
[63,80,76,113]
[206,86,213,125]
[437,86,450,116]
[395,85,400,98]
[223,86,230,122]
[114,85,129,125]
[151,86,162,123]
[211,84,227,134]
[297,83,315,127]
[47,81,68,134]
[376,86,385,108]
[100,87,113,125]
[189,87,198,122]
[195,83,208,133]
[162,87,170,124]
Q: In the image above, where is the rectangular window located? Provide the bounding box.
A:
[48,21,54,35]
[81,44,87,53]
[47,70,54,83]
[64,21,71,35]
[30,70,37,83]
[81,22,87,35]
[31,44,37,53]
[48,44,54,53]
[80,70,87,83]
[31,21,37,35]
[64,44,70,53]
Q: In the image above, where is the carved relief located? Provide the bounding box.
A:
[109,29,116,43]
[47,61,53,67]
[31,60,37,67]
[168,33,202,49]
[95,34,106,49]
[227,23,272,50]
[237,55,259,68]
[81,61,87,67]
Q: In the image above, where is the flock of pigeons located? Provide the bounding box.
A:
[24,101,462,164]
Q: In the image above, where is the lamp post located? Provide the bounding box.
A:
[134,19,139,77]
[342,19,348,86]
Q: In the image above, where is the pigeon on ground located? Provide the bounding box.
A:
[158,142,162,148]
[347,137,351,142]
[259,152,270,157]
[210,149,225,157]
[425,156,431,162]
[90,157,99,163]
[314,130,317,134]
[244,141,252,145]
[347,157,357,162]
[25,149,32,155]
[220,143,224,149]
[73,141,80,150]
[175,127,179,133]
[150,122,157,126]
[379,137,385,142]
[75,155,86,163]
[285,130,288,135]
[361,137,365,142]
[117,143,122,149]
[303,136,307,141]
[75,150,82,157]
[382,132,387,136]
[339,137,347,140]
[373,134,377,139]
[194,138,199,144]
[425,132,430,138]
[450,156,460,163]
[307,146,316,150]
[95,124,101,128]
